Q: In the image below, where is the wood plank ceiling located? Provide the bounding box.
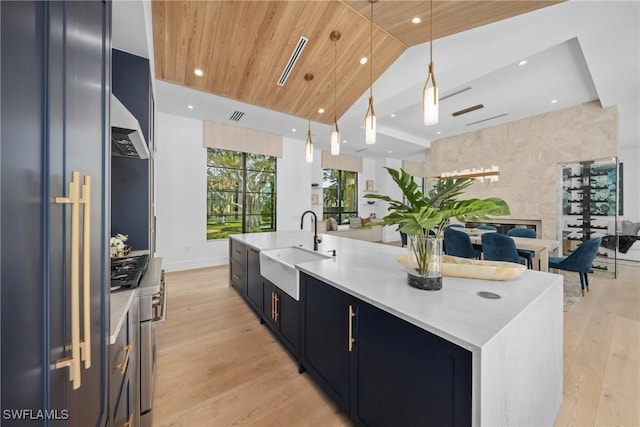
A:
[152,1,560,125]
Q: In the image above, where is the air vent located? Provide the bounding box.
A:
[439,86,471,102]
[466,113,509,126]
[452,104,484,117]
[229,111,245,122]
[277,36,308,86]
[355,148,368,153]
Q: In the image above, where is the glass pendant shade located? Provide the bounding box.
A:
[423,81,439,125]
[330,120,340,155]
[305,130,313,163]
[365,96,376,144]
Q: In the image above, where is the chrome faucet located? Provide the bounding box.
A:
[300,210,322,251]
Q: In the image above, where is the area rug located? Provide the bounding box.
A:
[560,271,583,312]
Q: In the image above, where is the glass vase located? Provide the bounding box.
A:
[407,234,443,291]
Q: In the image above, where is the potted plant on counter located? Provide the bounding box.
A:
[364,168,510,290]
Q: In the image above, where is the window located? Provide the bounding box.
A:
[206,148,276,239]
[323,168,357,224]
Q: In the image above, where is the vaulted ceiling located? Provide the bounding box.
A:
[151,1,560,125]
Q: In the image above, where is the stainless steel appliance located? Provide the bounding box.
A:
[137,257,166,427]
[111,254,149,291]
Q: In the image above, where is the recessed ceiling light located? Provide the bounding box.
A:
[318,108,325,114]
[550,99,558,104]
[187,105,194,110]
[518,60,528,66]
[292,128,296,132]
[411,17,421,24]
[360,57,368,65]
[342,140,347,144]
[390,113,396,118]
[194,68,204,76]
[436,131,441,135]
[387,150,392,154]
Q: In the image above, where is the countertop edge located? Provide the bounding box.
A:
[109,289,136,344]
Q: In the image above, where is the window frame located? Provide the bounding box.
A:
[206,148,277,240]
[322,168,358,224]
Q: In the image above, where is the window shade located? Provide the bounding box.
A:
[203,121,283,158]
[402,160,425,177]
[321,151,363,173]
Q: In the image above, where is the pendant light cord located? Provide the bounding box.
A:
[369,0,373,98]
[430,0,433,65]
[334,36,337,126]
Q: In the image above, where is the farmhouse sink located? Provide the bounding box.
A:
[260,246,331,300]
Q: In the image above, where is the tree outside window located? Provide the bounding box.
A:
[323,168,357,224]
[206,148,276,239]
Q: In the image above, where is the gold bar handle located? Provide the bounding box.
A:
[274,293,279,322]
[54,171,82,389]
[348,305,355,352]
[117,341,132,374]
[123,412,133,427]
[80,175,91,369]
[271,292,275,320]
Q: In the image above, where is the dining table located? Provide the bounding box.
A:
[460,228,560,272]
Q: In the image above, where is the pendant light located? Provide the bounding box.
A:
[304,73,314,163]
[423,0,438,125]
[365,0,377,144]
[330,31,341,156]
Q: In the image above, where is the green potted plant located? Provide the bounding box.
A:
[364,168,510,290]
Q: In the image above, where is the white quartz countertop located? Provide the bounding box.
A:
[110,289,135,344]
[231,231,563,352]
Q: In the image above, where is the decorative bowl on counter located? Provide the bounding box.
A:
[396,254,526,281]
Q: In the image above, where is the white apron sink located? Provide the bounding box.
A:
[259,246,331,300]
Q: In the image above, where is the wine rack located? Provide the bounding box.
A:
[560,159,619,278]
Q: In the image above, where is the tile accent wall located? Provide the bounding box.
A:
[424,101,618,240]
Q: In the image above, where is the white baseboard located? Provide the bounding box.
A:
[162,255,228,272]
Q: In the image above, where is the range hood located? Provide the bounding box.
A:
[111,94,150,159]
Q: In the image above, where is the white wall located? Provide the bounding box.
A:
[374,158,403,242]
[156,113,314,271]
[276,138,312,231]
[155,113,226,271]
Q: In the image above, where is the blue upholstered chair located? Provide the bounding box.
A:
[481,233,526,265]
[444,227,481,259]
[507,228,536,269]
[477,225,497,231]
[549,237,602,296]
[445,223,465,229]
[399,231,407,248]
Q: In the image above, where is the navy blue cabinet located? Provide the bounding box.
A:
[1,1,110,425]
[246,247,262,315]
[300,274,351,413]
[111,49,153,251]
[261,279,300,363]
[300,273,473,427]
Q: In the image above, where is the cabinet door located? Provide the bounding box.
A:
[262,280,277,329]
[230,259,247,296]
[300,273,350,413]
[351,300,472,427]
[277,290,299,357]
[1,1,110,425]
[246,247,262,314]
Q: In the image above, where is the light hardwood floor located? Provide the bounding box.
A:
[153,264,639,427]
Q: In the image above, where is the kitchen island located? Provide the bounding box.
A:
[230,231,563,426]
